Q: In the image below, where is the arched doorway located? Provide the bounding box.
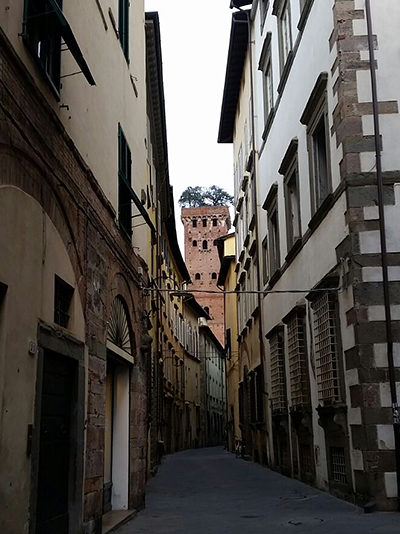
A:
[103,296,134,514]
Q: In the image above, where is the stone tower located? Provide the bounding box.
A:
[181,206,231,345]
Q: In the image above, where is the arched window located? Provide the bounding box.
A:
[202,240,208,250]
[202,218,207,227]
[107,296,133,358]
[212,218,218,226]
[192,219,197,228]
[211,272,217,280]
[195,273,201,280]
[192,240,197,247]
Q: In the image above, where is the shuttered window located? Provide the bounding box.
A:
[118,125,132,236]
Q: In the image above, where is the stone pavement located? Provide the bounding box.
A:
[115,447,400,534]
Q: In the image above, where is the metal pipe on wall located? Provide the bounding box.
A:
[365,0,400,509]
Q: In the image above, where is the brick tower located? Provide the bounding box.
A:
[181,206,231,344]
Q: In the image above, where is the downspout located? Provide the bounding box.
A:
[231,2,270,462]
[365,0,400,509]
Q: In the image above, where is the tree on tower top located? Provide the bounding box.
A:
[178,186,233,208]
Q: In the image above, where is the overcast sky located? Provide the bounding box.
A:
[145,0,234,248]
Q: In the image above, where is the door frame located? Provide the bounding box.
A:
[29,321,85,534]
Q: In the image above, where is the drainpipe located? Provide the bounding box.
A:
[230,1,270,463]
[365,0,400,509]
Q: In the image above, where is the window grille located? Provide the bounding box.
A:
[330,446,347,484]
[299,443,313,476]
[54,275,74,328]
[312,293,340,403]
[269,330,287,413]
[287,313,309,408]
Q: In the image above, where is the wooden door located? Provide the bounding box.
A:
[36,351,74,534]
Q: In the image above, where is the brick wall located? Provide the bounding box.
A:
[181,206,231,345]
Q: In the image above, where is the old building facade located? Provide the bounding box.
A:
[0,2,155,533]
[217,233,241,453]
[221,0,400,511]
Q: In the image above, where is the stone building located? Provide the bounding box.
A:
[0,2,155,533]
[218,6,268,465]
[181,206,231,345]
[220,0,400,510]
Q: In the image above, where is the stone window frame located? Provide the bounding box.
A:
[258,32,274,137]
[279,138,302,254]
[273,0,293,75]
[300,73,332,220]
[261,236,269,287]
[263,183,281,284]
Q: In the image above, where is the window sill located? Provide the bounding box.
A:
[308,193,334,233]
[249,213,256,232]
[267,267,282,289]
[262,107,276,141]
[285,237,303,265]
[297,0,314,32]
[277,50,294,96]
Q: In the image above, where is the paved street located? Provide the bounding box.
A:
[116,447,399,534]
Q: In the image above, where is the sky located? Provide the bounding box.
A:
[145,0,234,248]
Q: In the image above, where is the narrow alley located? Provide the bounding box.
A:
[115,448,399,534]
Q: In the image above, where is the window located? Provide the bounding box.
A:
[276,0,292,71]
[259,33,274,124]
[300,73,331,215]
[268,327,287,414]
[311,113,329,210]
[285,164,301,249]
[54,275,74,328]
[23,0,62,92]
[119,0,129,61]
[118,125,132,236]
[212,218,218,227]
[260,0,270,27]
[262,237,269,286]
[330,447,347,484]
[202,219,207,227]
[192,240,197,247]
[284,308,310,409]
[225,328,231,360]
[192,219,197,228]
[22,0,95,96]
[195,273,201,280]
[211,272,217,280]
[264,184,280,278]
[279,139,301,250]
[202,240,208,250]
[312,293,341,404]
